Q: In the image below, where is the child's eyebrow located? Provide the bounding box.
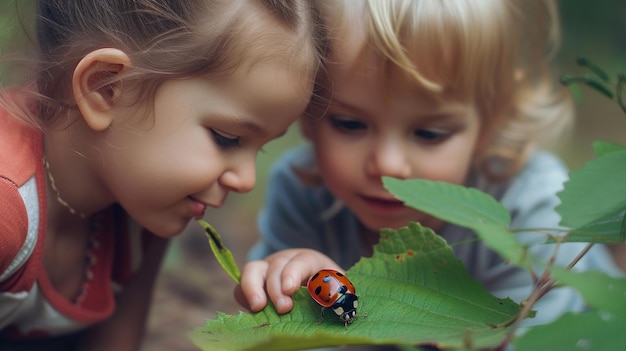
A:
[234,117,264,134]
[331,96,460,116]
[329,98,368,115]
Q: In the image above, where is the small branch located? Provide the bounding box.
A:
[492,236,593,350]
[493,278,554,350]
[566,242,594,270]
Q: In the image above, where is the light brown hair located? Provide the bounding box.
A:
[1,0,327,129]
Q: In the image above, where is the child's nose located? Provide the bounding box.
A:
[219,159,257,193]
[366,141,411,179]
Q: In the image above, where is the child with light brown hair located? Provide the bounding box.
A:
[0,1,326,349]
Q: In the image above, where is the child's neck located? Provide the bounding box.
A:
[43,128,114,217]
[43,206,92,303]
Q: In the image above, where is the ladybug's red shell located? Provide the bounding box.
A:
[307,269,356,307]
[307,269,361,326]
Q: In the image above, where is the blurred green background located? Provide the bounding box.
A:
[556,0,626,169]
[1,1,624,350]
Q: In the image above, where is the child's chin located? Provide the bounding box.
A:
[146,219,189,238]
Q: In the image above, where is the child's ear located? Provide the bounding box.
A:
[72,48,131,131]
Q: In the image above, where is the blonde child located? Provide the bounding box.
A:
[238,0,618,331]
[0,0,326,350]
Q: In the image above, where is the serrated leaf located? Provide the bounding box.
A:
[198,220,241,285]
[190,223,521,351]
[514,311,626,351]
[382,177,528,266]
[556,149,626,233]
[383,178,510,227]
[549,266,626,315]
[560,208,626,243]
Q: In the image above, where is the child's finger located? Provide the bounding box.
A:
[265,260,294,314]
[281,252,343,295]
[239,260,269,312]
[233,285,251,310]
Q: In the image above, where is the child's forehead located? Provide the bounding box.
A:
[328,41,451,104]
[326,0,519,101]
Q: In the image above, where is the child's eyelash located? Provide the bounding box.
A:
[330,116,365,131]
[210,129,240,149]
[414,129,451,142]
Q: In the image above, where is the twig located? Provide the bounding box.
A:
[566,242,594,269]
[492,235,592,350]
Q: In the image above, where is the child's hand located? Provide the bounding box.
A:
[235,249,343,314]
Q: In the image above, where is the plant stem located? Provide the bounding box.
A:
[491,240,595,350]
[566,243,594,269]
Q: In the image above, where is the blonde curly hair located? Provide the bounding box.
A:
[317,0,573,182]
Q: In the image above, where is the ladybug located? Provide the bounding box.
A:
[306,269,363,327]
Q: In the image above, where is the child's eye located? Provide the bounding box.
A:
[414,129,450,143]
[329,115,366,133]
[210,129,240,149]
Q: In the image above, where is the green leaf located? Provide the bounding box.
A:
[190,223,521,351]
[567,83,584,104]
[197,219,241,285]
[556,149,626,232]
[383,178,510,227]
[585,79,616,99]
[592,140,626,157]
[382,177,529,266]
[576,57,611,82]
[562,209,626,243]
[549,266,626,315]
[514,311,626,351]
[560,75,615,99]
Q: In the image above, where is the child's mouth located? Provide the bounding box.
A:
[189,197,208,219]
[359,195,406,213]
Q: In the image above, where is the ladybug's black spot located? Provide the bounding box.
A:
[336,272,344,277]
[311,272,320,281]
[314,286,322,296]
[337,285,347,294]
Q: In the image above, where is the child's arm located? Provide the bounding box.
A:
[78,237,169,351]
[236,248,342,314]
